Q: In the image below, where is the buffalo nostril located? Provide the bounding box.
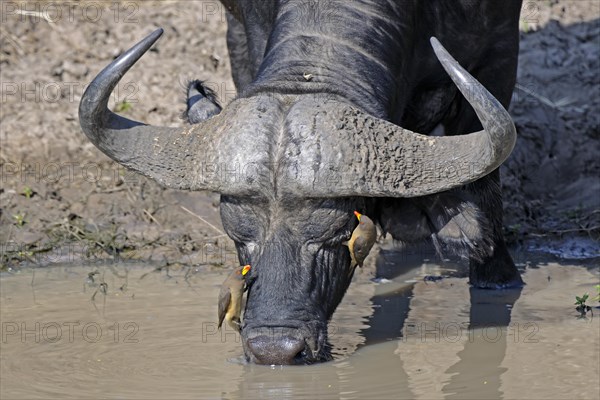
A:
[246,335,307,365]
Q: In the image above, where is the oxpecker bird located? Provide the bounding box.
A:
[218,265,251,332]
[344,211,377,275]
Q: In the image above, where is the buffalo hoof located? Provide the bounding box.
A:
[469,242,524,289]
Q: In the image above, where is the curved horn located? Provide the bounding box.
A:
[280,37,516,198]
[79,29,266,194]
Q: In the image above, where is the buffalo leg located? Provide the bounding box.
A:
[462,170,522,288]
[225,11,254,91]
[442,64,523,289]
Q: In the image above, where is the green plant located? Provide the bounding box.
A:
[21,186,34,198]
[593,285,600,303]
[13,213,26,226]
[114,100,133,113]
[17,251,34,262]
[575,293,592,316]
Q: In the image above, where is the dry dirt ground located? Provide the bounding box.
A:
[1,1,599,269]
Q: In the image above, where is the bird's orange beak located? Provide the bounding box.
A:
[353,211,362,221]
[241,265,251,276]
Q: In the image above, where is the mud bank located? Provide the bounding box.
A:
[1,1,598,268]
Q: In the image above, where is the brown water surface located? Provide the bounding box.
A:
[1,254,598,399]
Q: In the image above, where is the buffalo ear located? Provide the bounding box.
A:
[379,198,433,244]
[183,80,222,124]
[424,193,494,262]
[379,193,493,262]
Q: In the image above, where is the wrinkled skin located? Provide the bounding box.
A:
[220,195,365,363]
[80,0,524,364]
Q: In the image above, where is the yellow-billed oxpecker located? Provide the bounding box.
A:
[218,265,251,332]
[344,211,377,275]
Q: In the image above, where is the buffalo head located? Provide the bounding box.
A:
[79,28,515,364]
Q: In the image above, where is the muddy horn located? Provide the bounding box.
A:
[281,37,517,198]
[79,29,256,194]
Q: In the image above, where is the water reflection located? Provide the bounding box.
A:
[443,287,523,399]
[359,249,416,345]
[227,341,414,400]
[363,246,524,400]
[225,247,526,400]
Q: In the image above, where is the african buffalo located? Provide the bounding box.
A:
[79,0,524,364]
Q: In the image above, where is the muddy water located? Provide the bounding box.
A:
[1,253,598,399]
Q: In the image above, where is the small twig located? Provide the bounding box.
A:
[184,267,202,297]
[515,83,577,110]
[557,226,599,234]
[530,226,600,237]
[31,268,37,304]
[180,206,226,237]
[101,187,128,194]
[143,209,161,227]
